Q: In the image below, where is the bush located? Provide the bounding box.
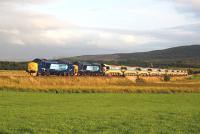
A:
[136,76,145,83]
[164,75,171,81]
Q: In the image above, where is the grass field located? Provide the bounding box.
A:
[0,91,200,134]
[0,71,200,133]
[192,75,200,80]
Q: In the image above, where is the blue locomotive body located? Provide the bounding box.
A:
[76,62,103,76]
[32,59,74,76]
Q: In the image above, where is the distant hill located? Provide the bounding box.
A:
[1,45,200,70]
[62,45,200,68]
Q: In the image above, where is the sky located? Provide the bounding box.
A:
[0,0,200,61]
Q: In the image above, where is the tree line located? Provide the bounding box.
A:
[0,61,27,70]
[0,60,200,74]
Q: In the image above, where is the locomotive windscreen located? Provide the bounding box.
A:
[85,66,100,72]
[50,64,68,71]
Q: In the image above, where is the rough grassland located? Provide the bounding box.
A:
[0,91,200,134]
[0,70,200,93]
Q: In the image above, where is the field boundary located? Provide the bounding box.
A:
[1,86,200,94]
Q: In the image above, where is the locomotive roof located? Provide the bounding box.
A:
[32,58,71,64]
[76,61,101,66]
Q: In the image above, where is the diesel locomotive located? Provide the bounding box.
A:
[27,59,74,76]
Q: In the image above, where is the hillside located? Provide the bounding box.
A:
[63,45,200,68]
[0,45,200,70]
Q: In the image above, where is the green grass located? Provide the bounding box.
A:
[192,75,200,80]
[0,91,200,134]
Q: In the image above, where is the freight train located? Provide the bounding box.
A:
[27,59,188,76]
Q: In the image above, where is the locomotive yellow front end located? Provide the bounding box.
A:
[27,62,38,76]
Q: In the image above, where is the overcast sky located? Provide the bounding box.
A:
[0,0,200,61]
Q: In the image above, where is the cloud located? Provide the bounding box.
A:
[147,23,200,48]
[0,0,164,61]
[0,0,55,5]
[172,0,200,17]
[176,0,200,9]
[0,0,200,61]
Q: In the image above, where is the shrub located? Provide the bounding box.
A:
[164,75,171,81]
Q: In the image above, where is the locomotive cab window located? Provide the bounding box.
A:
[50,64,68,71]
[84,65,100,72]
